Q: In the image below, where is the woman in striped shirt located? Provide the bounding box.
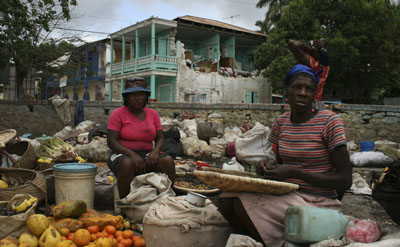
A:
[218,64,352,246]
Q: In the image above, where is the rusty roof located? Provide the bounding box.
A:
[175,15,266,37]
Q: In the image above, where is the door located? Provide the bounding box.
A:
[159,84,171,102]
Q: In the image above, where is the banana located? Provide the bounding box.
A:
[12,196,37,213]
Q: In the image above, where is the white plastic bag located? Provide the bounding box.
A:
[222,157,245,172]
[235,122,275,165]
[350,151,393,167]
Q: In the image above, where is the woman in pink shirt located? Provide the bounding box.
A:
[107,77,175,198]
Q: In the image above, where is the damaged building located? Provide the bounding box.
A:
[108,15,271,104]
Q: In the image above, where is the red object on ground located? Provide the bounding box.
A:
[227,142,236,158]
[347,219,381,243]
[195,161,211,170]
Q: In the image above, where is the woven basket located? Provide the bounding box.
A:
[200,167,258,178]
[193,170,299,195]
[0,129,16,144]
[173,172,220,195]
[4,141,36,169]
[0,167,46,201]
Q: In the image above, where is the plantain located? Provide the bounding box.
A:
[12,196,37,213]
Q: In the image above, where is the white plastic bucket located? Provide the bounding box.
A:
[53,163,97,208]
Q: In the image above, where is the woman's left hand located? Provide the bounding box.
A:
[263,164,295,181]
[146,150,160,170]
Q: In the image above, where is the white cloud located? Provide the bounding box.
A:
[53,0,267,42]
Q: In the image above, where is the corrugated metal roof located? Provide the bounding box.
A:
[176,15,266,37]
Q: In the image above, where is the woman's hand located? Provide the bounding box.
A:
[263,164,296,181]
[146,150,160,171]
[130,153,146,174]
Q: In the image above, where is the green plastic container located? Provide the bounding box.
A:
[284,206,349,244]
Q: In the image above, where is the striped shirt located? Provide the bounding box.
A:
[268,110,347,198]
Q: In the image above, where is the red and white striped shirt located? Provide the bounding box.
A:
[268,110,347,198]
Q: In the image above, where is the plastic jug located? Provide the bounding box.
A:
[284,206,349,245]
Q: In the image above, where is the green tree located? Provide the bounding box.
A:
[255,0,291,33]
[255,0,400,104]
[0,0,77,99]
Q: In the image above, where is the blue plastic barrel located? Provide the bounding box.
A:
[360,141,374,152]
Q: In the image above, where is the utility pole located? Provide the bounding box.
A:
[223,14,240,24]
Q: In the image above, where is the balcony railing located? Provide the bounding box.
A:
[111,54,177,76]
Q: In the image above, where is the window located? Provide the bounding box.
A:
[245,91,259,103]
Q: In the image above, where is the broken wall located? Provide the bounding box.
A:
[176,42,271,104]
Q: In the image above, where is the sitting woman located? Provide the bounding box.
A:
[107,77,175,199]
[218,64,352,246]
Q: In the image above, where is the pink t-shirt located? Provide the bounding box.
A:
[107,106,162,151]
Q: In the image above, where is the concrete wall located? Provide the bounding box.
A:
[1,100,400,144]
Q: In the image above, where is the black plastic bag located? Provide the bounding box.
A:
[372,160,400,224]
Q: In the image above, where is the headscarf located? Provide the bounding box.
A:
[284,64,320,87]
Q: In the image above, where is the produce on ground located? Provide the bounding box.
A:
[1,201,145,247]
[36,137,77,162]
[175,172,215,190]
[52,200,87,219]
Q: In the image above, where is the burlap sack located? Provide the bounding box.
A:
[143,196,233,247]
[0,194,38,239]
[116,173,175,223]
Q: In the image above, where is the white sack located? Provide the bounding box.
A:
[117,173,175,223]
[209,137,228,159]
[74,138,109,162]
[350,151,393,167]
[235,122,275,165]
[181,136,212,158]
[223,127,240,144]
[179,119,198,137]
[225,234,263,247]
[143,196,232,247]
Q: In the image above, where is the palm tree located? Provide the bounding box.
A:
[256,0,291,33]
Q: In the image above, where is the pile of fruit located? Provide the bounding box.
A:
[0,200,146,247]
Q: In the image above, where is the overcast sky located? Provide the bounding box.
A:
[56,0,267,42]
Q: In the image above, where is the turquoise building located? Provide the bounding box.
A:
[108,16,270,103]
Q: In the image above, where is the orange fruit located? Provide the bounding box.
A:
[68,233,75,241]
[96,237,112,247]
[115,231,123,238]
[105,226,116,235]
[117,243,124,247]
[131,236,140,242]
[96,232,105,239]
[120,238,132,247]
[87,225,99,234]
[90,234,97,242]
[59,227,71,237]
[133,238,146,247]
[111,238,118,247]
[73,229,91,246]
[122,230,134,239]
[116,236,123,243]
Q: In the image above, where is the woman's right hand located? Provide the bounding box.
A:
[129,153,146,174]
[256,159,276,176]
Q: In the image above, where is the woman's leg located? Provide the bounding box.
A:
[155,155,176,183]
[233,198,264,243]
[117,158,136,199]
[219,197,264,244]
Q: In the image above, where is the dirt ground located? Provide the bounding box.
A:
[341,167,400,236]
